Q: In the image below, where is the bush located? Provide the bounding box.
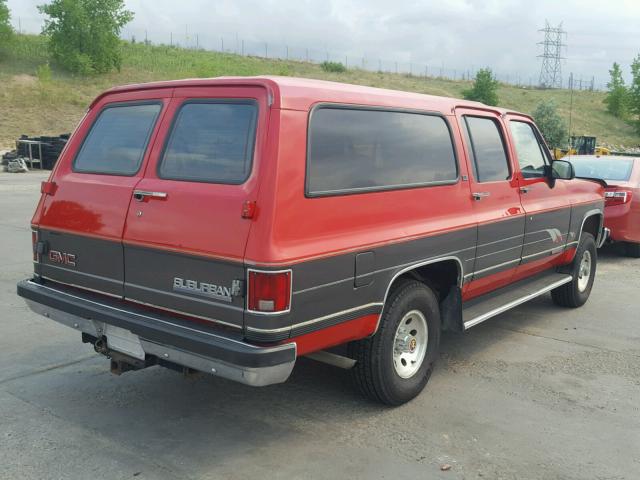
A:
[532,100,568,148]
[604,62,628,119]
[0,0,13,53]
[463,68,499,106]
[321,61,346,73]
[630,55,640,133]
[38,0,134,75]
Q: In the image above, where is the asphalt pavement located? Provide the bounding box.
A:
[1,170,638,480]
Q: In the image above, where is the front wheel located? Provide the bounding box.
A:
[348,279,440,406]
[552,232,597,308]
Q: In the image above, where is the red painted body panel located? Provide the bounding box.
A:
[455,108,524,294]
[603,160,640,243]
[122,86,272,262]
[293,314,379,356]
[246,108,476,266]
[36,89,173,240]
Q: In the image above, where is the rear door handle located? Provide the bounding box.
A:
[472,191,490,201]
[133,190,168,202]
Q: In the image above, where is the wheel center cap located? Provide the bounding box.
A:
[408,337,417,353]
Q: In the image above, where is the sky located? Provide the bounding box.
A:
[6,0,640,88]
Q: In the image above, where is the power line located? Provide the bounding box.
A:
[538,20,566,89]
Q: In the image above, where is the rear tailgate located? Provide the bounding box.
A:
[121,85,271,330]
[34,89,171,296]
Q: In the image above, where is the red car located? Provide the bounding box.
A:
[569,155,640,257]
[17,77,607,405]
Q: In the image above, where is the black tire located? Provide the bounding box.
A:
[348,279,440,406]
[624,242,640,258]
[552,232,597,308]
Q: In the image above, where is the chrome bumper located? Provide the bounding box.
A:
[18,280,296,387]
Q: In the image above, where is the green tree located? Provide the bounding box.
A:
[463,68,499,106]
[603,62,628,118]
[629,55,640,132]
[532,100,568,148]
[0,0,12,47]
[38,0,133,74]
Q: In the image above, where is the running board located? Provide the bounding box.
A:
[462,271,572,330]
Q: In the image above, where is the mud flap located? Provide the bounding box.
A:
[440,285,464,333]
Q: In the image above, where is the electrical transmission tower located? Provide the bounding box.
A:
[538,21,566,88]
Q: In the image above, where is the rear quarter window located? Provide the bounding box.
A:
[306,106,458,196]
[158,100,258,184]
[73,103,162,175]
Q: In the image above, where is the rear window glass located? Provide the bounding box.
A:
[159,101,258,184]
[463,116,510,182]
[307,107,457,196]
[569,157,635,182]
[74,103,161,175]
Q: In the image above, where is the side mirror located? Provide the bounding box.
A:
[551,160,575,180]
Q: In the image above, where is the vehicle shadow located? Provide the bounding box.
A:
[2,308,544,467]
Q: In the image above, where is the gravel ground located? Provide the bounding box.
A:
[1,170,639,480]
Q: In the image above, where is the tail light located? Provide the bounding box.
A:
[31,229,38,262]
[605,189,633,206]
[247,269,292,313]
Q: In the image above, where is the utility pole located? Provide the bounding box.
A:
[568,72,574,144]
[538,20,566,88]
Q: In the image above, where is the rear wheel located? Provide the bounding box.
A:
[348,280,440,406]
[624,242,640,258]
[552,232,597,308]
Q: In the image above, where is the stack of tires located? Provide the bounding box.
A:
[14,134,70,170]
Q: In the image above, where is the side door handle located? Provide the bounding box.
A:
[472,191,491,201]
[519,186,533,194]
[133,190,168,202]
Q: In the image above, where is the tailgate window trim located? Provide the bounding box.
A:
[156,98,259,185]
[72,100,164,177]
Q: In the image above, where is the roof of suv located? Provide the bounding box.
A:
[95,76,529,118]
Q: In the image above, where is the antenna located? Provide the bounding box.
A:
[538,20,566,89]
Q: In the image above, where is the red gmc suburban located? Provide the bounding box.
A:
[17,77,608,405]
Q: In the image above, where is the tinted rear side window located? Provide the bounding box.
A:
[74,103,161,175]
[464,116,510,182]
[307,107,457,196]
[159,101,258,184]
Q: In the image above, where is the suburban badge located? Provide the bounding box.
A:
[173,277,234,302]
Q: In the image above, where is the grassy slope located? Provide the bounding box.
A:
[1,34,638,150]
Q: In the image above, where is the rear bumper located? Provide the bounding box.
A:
[17,279,296,386]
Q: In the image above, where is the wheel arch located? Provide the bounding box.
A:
[578,209,604,246]
[374,256,464,334]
